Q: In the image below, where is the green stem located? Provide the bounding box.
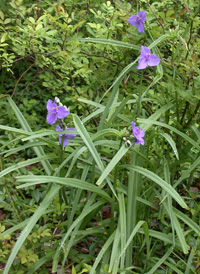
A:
[173,67,180,124]
[110,139,122,235]
[125,150,138,267]
[137,70,144,117]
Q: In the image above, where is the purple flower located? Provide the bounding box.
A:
[56,125,77,148]
[46,99,70,125]
[137,46,160,70]
[131,122,145,145]
[128,11,146,33]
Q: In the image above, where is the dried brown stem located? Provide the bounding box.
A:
[80,50,121,65]
[11,63,35,97]
[145,0,165,33]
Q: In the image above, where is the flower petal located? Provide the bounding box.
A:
[137,57,147,69]
[147,54,160,67]
[57,106,70,119]
[137,137,145,145]
[136,128,145,138]
[58,135,67,147]
[56,124,63,137]
[141,46,151,56]
[58,135,69,148]
[47,113,57,125]
[131,121,145,145]
[136,22,144,33]
[138,11,146,22]
[62,136,69,148]
[131,121,136,131]
[66,128,77,139]
[128,15,138,26]
[46,99,56,112]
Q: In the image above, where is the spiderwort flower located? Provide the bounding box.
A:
[131,122,145,145]
[137,46,160,70]
[56,125,77,148]
[128,11,146,33]
[46,99,70,125]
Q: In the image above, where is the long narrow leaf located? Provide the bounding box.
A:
[90,232,115,274]
[119,221,145,258]
[145,246,174,274]
[16,175,112,202]
[8,97,52,175]
[127,166,188,209]
[174,155,200,188]
[0,155,56,178]
[96,144,129,186]
[138,119,200,151]
[160,132,179,160]
[67,37,140,50]
[73,114,116,196]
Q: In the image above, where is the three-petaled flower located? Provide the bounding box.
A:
[56,125,77,148]
[137,46,160,70]
[131,122,145,145]
[46,99,70,125]
[128,11,146,33]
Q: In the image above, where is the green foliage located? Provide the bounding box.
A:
[0,0,200,274]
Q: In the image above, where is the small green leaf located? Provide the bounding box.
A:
[4,18,11,24]
[1,33,7,43]
[28,17,35,24]
[72,266,76,274]
[21,256,27,264]
[0,10,4,20]
[166,10,174,17]
[35,23,43,31]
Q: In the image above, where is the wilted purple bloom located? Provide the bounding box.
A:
[46,99,70,125]
[56,125,77,148]
[128,11,146,33]
[131,122,145,145]
[137,46,160,70]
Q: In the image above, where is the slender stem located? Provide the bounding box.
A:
[137,70,144,117]
[110,139,122,235]
[4,180,22,222]
[0,156,22,221]
[180,101,189,125]
[125,150,138,267]
[185,101,200,127]
[185,20,193,60]
[171,38,175,64]
[173,67,180,124]
[11,63,35,98]
[145,0,165,33]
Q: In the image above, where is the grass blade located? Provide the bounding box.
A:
[90,232,115,274]
[7,97,52,175]
[128,166,188,209]
[0,155,56,178]
[145,246,174,274]
[160,133,179,160]
[16,175,112,203]
[96,144,129,186]
[138,119,200,151]
[73,114,116,196]
[67,37,140,50]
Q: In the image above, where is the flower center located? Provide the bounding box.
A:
[137,16,141,22]
[53,107,58,114]
[135,128,141,134]
[145,53,151,59]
